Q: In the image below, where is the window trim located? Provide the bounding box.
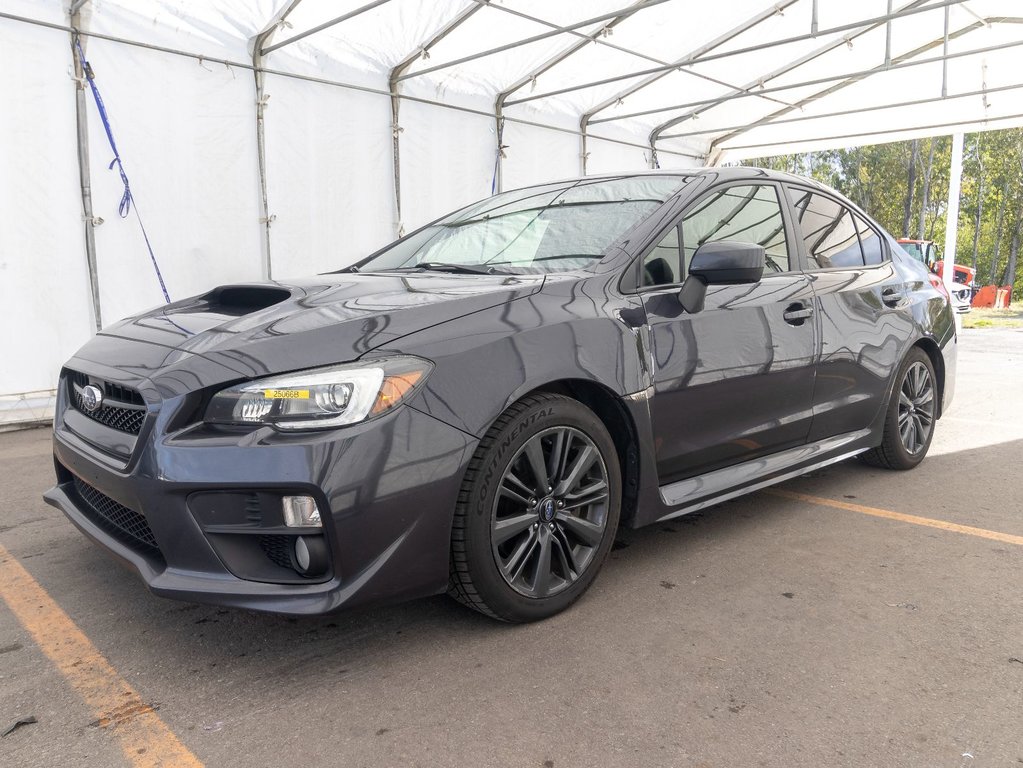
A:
[783,184,891,273]
[623,179,801,295]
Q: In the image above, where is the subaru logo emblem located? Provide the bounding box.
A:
[539,497,556,523]
[81,384,104,413]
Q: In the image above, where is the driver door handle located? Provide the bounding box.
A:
[783,303,814,325]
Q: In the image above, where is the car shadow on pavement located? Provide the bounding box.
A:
[42,436,1023,701]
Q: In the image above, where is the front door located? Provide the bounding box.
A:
[639,181,818,485]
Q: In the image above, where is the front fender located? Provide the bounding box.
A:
[374,273,651,437]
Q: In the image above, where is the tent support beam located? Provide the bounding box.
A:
[620,24,1021,130]
[507,0,967,108]
[494,0,651,191]
[261,0,391,56]
[721,111,1023,156]
[702,16,1005,160]
[69,1,101,330]
[659,81,1023,141]
[647,0,937,144]
[397,0,672,83]
[388,3,484,236]
[579,0,795,172]
[251,0,305,280]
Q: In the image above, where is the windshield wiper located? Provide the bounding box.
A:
[389,262,508,275]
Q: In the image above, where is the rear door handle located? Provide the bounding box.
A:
[881,287,905,307]
[783,303,814,325]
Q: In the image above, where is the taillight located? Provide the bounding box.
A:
[928,273,950,301]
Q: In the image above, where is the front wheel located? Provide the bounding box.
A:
[861,347,938,470]
[448,393,622,622]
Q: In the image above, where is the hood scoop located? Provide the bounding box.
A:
[194,285,292,316]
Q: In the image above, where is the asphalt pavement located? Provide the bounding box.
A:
[1,327,1022,768]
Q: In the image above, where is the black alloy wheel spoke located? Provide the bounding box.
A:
[491,427,609,598]
[897,362,933,455]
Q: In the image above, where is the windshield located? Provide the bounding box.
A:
[354,175,688,275]
[901,242,924,262]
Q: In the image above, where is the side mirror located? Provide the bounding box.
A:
[678,241,766,314]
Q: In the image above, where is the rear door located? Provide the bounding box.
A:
[638,180,818,485]
[783,185,915,441]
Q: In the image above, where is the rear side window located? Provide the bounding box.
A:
[788,188,863,269]
[853,214,886,265]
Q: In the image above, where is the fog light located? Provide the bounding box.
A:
[282,495,321,527]
[292,535,328,578]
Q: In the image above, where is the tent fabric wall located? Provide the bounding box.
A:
[0,18,92,426]
[2,0,1022,426]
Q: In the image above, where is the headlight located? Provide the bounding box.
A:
[204,356,432,430]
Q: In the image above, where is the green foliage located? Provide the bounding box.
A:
[740,127,1023,298]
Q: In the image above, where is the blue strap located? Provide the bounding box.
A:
[490,148,500,195]
[74,39,171,304]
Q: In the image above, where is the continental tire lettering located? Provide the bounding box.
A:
[477,407,554,515]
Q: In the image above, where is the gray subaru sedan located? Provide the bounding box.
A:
[45,168,956,622]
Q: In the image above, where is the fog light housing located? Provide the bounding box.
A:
[282,495,321,527]
[292,535,328,578]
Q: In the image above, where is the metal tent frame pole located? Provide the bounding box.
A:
[494,0,652,191]
[396,0,672,83]
[260,0,392,56]
[639,0,935,142]
[598,34,1023,130]
[579,0,797,173]
[658,82,1023,141]
[69,0,102,331]
[251,0,305,281]
[701,15,1018,162]
[389,3,483,237]
[720,111,1023,155]
[505,0,967,108]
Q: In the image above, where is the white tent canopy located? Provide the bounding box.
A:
[2,0,1022,425]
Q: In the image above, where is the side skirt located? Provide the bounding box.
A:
[656,429,873,522]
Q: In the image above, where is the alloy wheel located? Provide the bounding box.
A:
[491,427,610,598]
[897,361,934,454]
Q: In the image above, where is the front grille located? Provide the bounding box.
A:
[67,370,146,435]
[72,476,160,554]
[260,535,294,570]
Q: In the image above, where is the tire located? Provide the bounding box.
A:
[448,393,622,622]
[861,347,938,470]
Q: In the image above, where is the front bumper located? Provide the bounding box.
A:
[46,386,477,615]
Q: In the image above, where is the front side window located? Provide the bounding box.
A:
[356,176,688,275]
[681,184,791,275]
[788,188,864,269]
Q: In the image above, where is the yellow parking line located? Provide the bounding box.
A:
[0,543,202,768]
[767,489,1023,547]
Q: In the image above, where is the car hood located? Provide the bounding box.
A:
[68,272,544,397]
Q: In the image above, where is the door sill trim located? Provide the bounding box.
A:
[657,429,872,521]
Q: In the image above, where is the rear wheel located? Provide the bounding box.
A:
[861,348,937,470]
[448,393,621,622]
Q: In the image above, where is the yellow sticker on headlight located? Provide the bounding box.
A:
[263,389,310,399]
